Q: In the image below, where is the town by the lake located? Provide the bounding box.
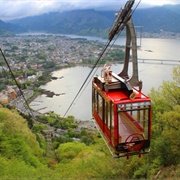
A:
[0,34,123,115]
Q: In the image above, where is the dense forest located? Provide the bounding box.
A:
[0,66,179,179]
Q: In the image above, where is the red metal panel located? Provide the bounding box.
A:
[113,104,119,146]
[93,112,111,143]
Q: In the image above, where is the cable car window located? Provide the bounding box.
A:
[92,88,95,112]
[105,102,113,130]
[98,94,103,119]
[117,102,151,142]
[92,86,114,128]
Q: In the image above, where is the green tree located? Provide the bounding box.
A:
[36,53,46,60]
[55,116,78,129]
[11,45,19,51]
[55,141,87,162]
[32,124,47,133]
[149,66,180,167]
[0,105,47,177]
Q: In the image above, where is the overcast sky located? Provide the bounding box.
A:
[0,0,179,21]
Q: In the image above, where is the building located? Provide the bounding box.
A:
[0,90,9,104]
[7,86,17,101]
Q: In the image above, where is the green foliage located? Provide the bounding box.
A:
[36,52,46,60]
[26,70,36,76]
[0,106,44,167]
[47,46,56,51]
[35,133,46,149]
[39,113,78,130]
[55,115,78,129]
[66,128,78,138]
[110,49,125,61]
[48,159,58,169]
[39,111,61,125]
[148,66,180,170]
[80,129,95,145]
[32,123,47,133]
[55,141,87,162]
[43,61,56,69]
[153,105,180,166]
[19,53,28,62]
[55,135,73,145]
[0,106,55,179]
[11,45,19,51]
[0,29,15,37]
[172,66,180,84]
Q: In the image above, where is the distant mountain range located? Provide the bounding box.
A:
[0,19,25,34]
[0,4,180,37]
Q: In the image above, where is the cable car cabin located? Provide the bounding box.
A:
[92,71,152,158]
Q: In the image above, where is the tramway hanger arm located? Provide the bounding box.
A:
[108,0,142,91]
[118,18,142,90]
[108,0,135,41]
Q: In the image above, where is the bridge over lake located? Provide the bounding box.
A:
[138,58,180,65]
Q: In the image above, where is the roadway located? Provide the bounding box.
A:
[9,89,41,117]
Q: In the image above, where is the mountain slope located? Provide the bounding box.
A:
[4,4,180,36]
[133,5,180,32]
[0,19,24,33]
[9,10,114,37]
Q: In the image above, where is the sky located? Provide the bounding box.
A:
[0,0,180,21]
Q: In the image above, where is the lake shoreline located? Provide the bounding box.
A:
[29,36,179,120]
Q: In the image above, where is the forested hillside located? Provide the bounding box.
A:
[0,66,179,179]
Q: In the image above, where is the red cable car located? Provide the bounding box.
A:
[92,0,152,158]
[92,73,152,157]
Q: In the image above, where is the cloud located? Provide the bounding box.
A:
[0,0,179,21]
[0,0,127,17]
[145,0,180,5]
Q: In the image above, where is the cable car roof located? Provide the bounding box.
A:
[108,89,150,103]
[95,83,151,104]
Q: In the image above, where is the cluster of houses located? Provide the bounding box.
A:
[0,35,104,105]
[0,69,43,105]
[16,71,43,84]
[0,86,19,105]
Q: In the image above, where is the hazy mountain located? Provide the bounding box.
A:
[133,4,180,33]
[8,9,114,37]
[3,4,180,37]
[0,19,24,33]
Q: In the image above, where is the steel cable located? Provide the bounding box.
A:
[0,48,36,122]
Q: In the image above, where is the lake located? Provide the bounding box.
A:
[30,35,180,120]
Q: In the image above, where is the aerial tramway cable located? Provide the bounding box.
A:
[76,33,122,102]
[63,39,112,118]
[0,48,36,124]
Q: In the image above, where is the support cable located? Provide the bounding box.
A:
[63,39,112,118]
[0,48,36,122]
[77,33,121,102]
